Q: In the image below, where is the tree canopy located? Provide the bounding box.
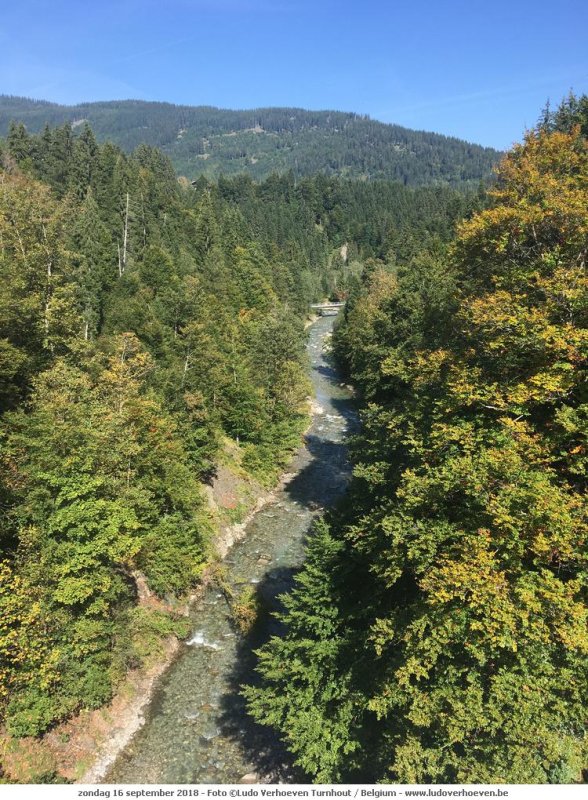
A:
[0,96,501,186]
[245,94,588,784]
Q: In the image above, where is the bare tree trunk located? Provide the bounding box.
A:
[182,351,190,387]
[42,223,52,347]
[120,191,129,275]
[141,191,146,248]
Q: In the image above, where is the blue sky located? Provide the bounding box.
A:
[1,0,586,149]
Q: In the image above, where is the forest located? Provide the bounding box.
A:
[0,91,586,785]
[245,93,588,784]
[0,96,501,185]
[0,113,471,757]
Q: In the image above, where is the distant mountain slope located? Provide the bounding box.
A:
[0,95,502,186]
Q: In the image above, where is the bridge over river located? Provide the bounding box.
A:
[310,301,344,316]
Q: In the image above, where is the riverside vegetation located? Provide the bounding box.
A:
[0,105,471,779]
[0,92,585,785]
[245,94,588,784]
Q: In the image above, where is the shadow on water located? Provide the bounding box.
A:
[123,568,303,782]
[216,424,358,780]
[215,563,308,782]
[312,362,344,386]
[284,440,351,510]
[216,418,359,780]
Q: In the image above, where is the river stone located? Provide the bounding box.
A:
[239,772,259,784]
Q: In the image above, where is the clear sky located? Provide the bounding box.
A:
[1,0,586,150]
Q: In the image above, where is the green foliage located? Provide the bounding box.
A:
[6,688,64,739]
[537,92,588,138]
[241,414,309,487]
[137,515,208,596]
[247,97,588,783]
[0,117,377,740]
[0,111,493,749]
[0,95,501,186]
[0,170,79,410]
[231,584,262,635]
[0,342,211,733]
[244,521,369,782]
[112,606,191,674]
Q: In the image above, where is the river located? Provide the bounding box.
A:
[105,314,357,784]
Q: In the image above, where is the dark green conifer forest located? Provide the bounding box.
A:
[0,96,501,185]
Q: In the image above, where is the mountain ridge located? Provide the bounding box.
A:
[0,94,502,186]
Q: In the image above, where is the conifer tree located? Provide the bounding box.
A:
[69,124,99,198]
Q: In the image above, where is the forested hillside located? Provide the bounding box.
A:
[0,119,472,750]
[0,96,501,185]
[245,95,588,783]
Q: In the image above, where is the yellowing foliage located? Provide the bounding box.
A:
[248,103,588,784]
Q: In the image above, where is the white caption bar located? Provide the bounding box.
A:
[0,784,586,800]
